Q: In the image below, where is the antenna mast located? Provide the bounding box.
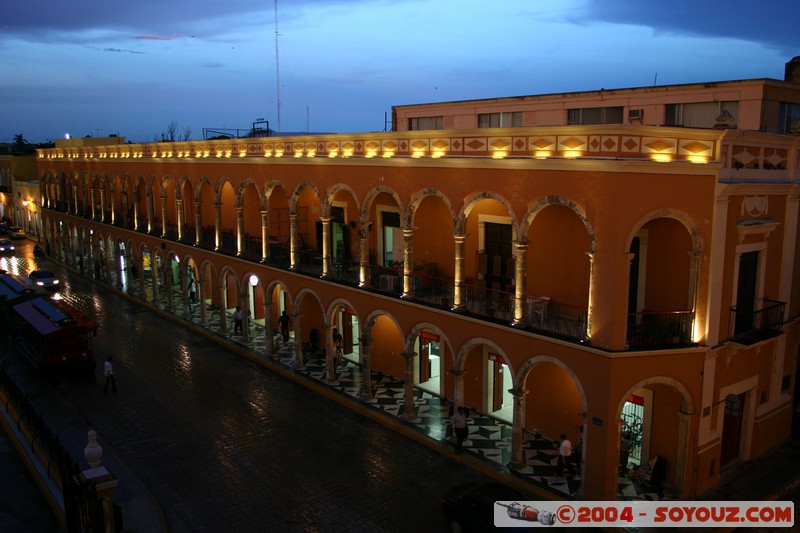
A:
[274,0,281,132]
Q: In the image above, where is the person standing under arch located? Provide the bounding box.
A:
[279,310,292,343]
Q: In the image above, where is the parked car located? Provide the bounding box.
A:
[0,223,9,235]
[28,269,60,290]
[8,226,25,240]
[0,239,14,254]
[441,482,542,532]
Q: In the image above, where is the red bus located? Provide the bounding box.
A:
[12,295,98,374]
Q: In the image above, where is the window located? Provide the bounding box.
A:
[407,116,443,131]
[778,102,800,134]
[665,101,739,128]
[567,106,624,125]
[478,112,522,128]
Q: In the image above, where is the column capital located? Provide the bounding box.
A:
[400,351,416,361]
[509,387,529,399]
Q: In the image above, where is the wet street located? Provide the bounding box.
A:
[1,240,495,532]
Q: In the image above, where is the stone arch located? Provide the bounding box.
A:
[289,180,322,211]
[236,178,262,209]
[515,355,587,405]
[323,183,361,216]
[522,195,597,253]
[406,188,456,229]
[454,336,516,378]
[625,208,704,255]
[362,185,403,223]
[406,321,457,368]
[615,376,695,496]
[456,191,517,235]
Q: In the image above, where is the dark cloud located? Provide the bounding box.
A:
[0,1,361,41]
[581,0,798,54]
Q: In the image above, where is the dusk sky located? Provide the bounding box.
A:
[2,0,797,144]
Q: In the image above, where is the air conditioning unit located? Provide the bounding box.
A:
[628,109,644,120]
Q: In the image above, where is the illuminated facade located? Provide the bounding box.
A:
[34,72,800,500]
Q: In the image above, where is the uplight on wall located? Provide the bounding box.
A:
[432,150,446,158]
[411,151,425,158]
[534,151,552,159]
[328,150,338,158]
[688,155,708,164]
[491,151,507,159]
[563,151,582,159]
[651,154,672,163]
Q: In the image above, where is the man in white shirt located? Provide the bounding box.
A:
[558,434,572,475]
[103,356,117,393]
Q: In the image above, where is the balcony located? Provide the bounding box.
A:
[627,310,695,350]
[44,204,599,348]
[729,298,786,345]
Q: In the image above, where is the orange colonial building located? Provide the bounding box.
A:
[34,60,800,500]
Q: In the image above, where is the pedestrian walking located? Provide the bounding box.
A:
[332,327,343,366]
[558,433,572,475]
[188,279,197,303]
[103,356,117,393]
[279,310,292,343]
[452,406,469,453]
[233,306,243,335]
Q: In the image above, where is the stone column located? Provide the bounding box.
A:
[236,206,244,256]
[164,260,174,310]
[99,188,107,222]
[218,285,228,333]
[181,268,190,316]
[321,216,331,278]
[507,387,529,469]
[151,254,160,303]
[452,233,466,311]
[359,333,373,400]
[121,190,129,228]
[264,302,274,355]
[293,312,304,368]
[194,203,202,246]
[176,198,185,242]
[450,368,465,409]
[89,187,96,219]
[513,240,528,326]
[199,276,208,325]
[289,212,299,270]
[260,209,270,262]
[358,223,369,287]
[160,195,168,237]
[133,192,141,231]
[114,243,123,289]
[240,289,251,343]
[402,228,414,298]
[137,254,145,299]
[145,191,154,233]
[400,351,417,420]
[325,323,338,384]
[214,202,222,250]
[72,185,79,214]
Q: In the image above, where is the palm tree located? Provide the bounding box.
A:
[13,134,27,147]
